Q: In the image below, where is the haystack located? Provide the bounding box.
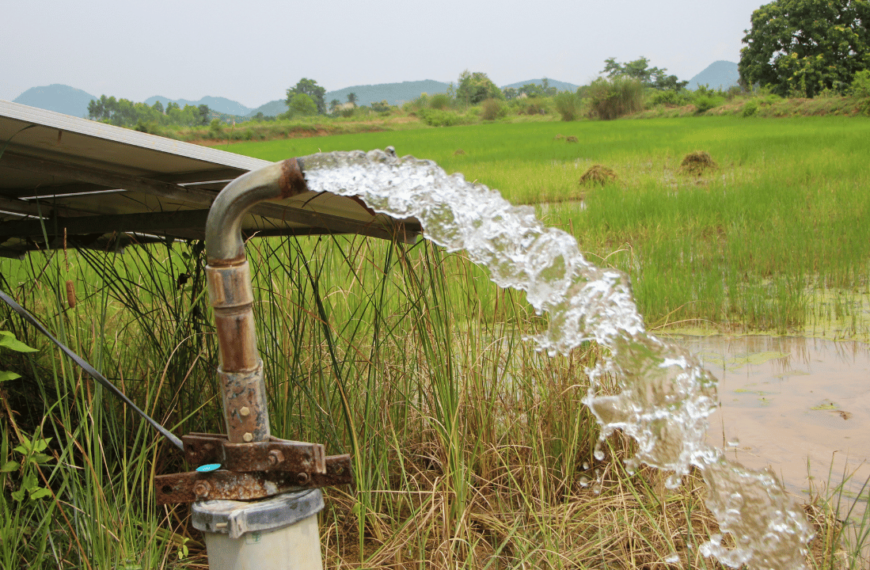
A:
[566,136,579,143]
[679,151,718,175]
[579,164,618,187]
[453,149,466,156]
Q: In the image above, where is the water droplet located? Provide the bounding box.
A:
[593,442,605,461]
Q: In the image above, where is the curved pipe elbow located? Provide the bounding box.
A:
[205,158,309,264]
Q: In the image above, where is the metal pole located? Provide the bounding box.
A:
[199,158,323,570]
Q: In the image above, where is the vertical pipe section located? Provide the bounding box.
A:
[205,159,309,444]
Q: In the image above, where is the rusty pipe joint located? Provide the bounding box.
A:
[205,159,309,444]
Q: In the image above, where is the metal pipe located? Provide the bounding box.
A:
[204,158,308,444]
[202,158,325,570]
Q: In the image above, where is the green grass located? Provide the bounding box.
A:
[2,115,868,568]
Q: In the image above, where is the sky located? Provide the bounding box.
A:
[2,0,766,108]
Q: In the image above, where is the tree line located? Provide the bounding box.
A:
[87,95,211,131]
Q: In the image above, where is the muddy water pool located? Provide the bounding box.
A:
[672,335,870,526]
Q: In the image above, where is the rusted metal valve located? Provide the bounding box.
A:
[155,158,353,505]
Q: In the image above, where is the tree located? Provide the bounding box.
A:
[739,0,870,97]
[602,57,688,91]
[197,104,210,125]
[152,100,164,114]
[347,92,358,105]
[329,99,341,113]
[519,83,544,98]
[456,71,503,106]
[287,93,318,117]
[286,78,327,114]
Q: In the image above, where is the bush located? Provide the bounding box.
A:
[586,77,644,120]
[851,70,870,98]
[208,119,224,137]
[741,99,758,117]
[725,85,744,100]
[554,92,580,121]
[481,98,507,120]
[647,90,691,108]
[693,96,719,114]
[512,98,550,116]
[417,108,463,127]
[429,93,451,110]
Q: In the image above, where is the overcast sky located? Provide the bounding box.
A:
[3,0,766,107]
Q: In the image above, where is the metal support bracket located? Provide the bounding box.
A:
[183,433,326,473]
[155,454,352,504]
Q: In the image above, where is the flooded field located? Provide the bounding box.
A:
[673,335,870,536]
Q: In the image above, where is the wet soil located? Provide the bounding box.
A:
[671,335,870,525]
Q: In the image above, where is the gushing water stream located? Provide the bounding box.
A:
[301,148,813,568]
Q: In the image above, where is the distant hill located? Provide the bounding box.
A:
[501,78,579,92]
[326,80,451,108]
[248,80,453,117]
[247,99,289,118]
[687,61,739,91]
[145,95,253,116]
[12,84,97,117]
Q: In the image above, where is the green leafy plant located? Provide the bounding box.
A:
[5,435,54,502]
[742,99,759,117]
[851,69,870,98]
[0,330,38,382]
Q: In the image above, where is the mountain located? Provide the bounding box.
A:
[247,99,289,118]
[326,80,451,108]
[501,78,579,92]
[687,61,739,91]
[247,80,453,117]
[144,95,253,116]
[12,84,97,117]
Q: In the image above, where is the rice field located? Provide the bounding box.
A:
[230,115,870,336]
[1,115,868,568]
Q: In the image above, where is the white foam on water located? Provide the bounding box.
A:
[301,149,814,569]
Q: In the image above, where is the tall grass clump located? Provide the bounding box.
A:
[554,91,581,121]
[480,98,507,121]
[428,93,452,110]
[587,76,644,120]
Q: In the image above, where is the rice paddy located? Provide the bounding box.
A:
[2,115,869,568]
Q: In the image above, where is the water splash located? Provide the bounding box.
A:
[301,148,814,568]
